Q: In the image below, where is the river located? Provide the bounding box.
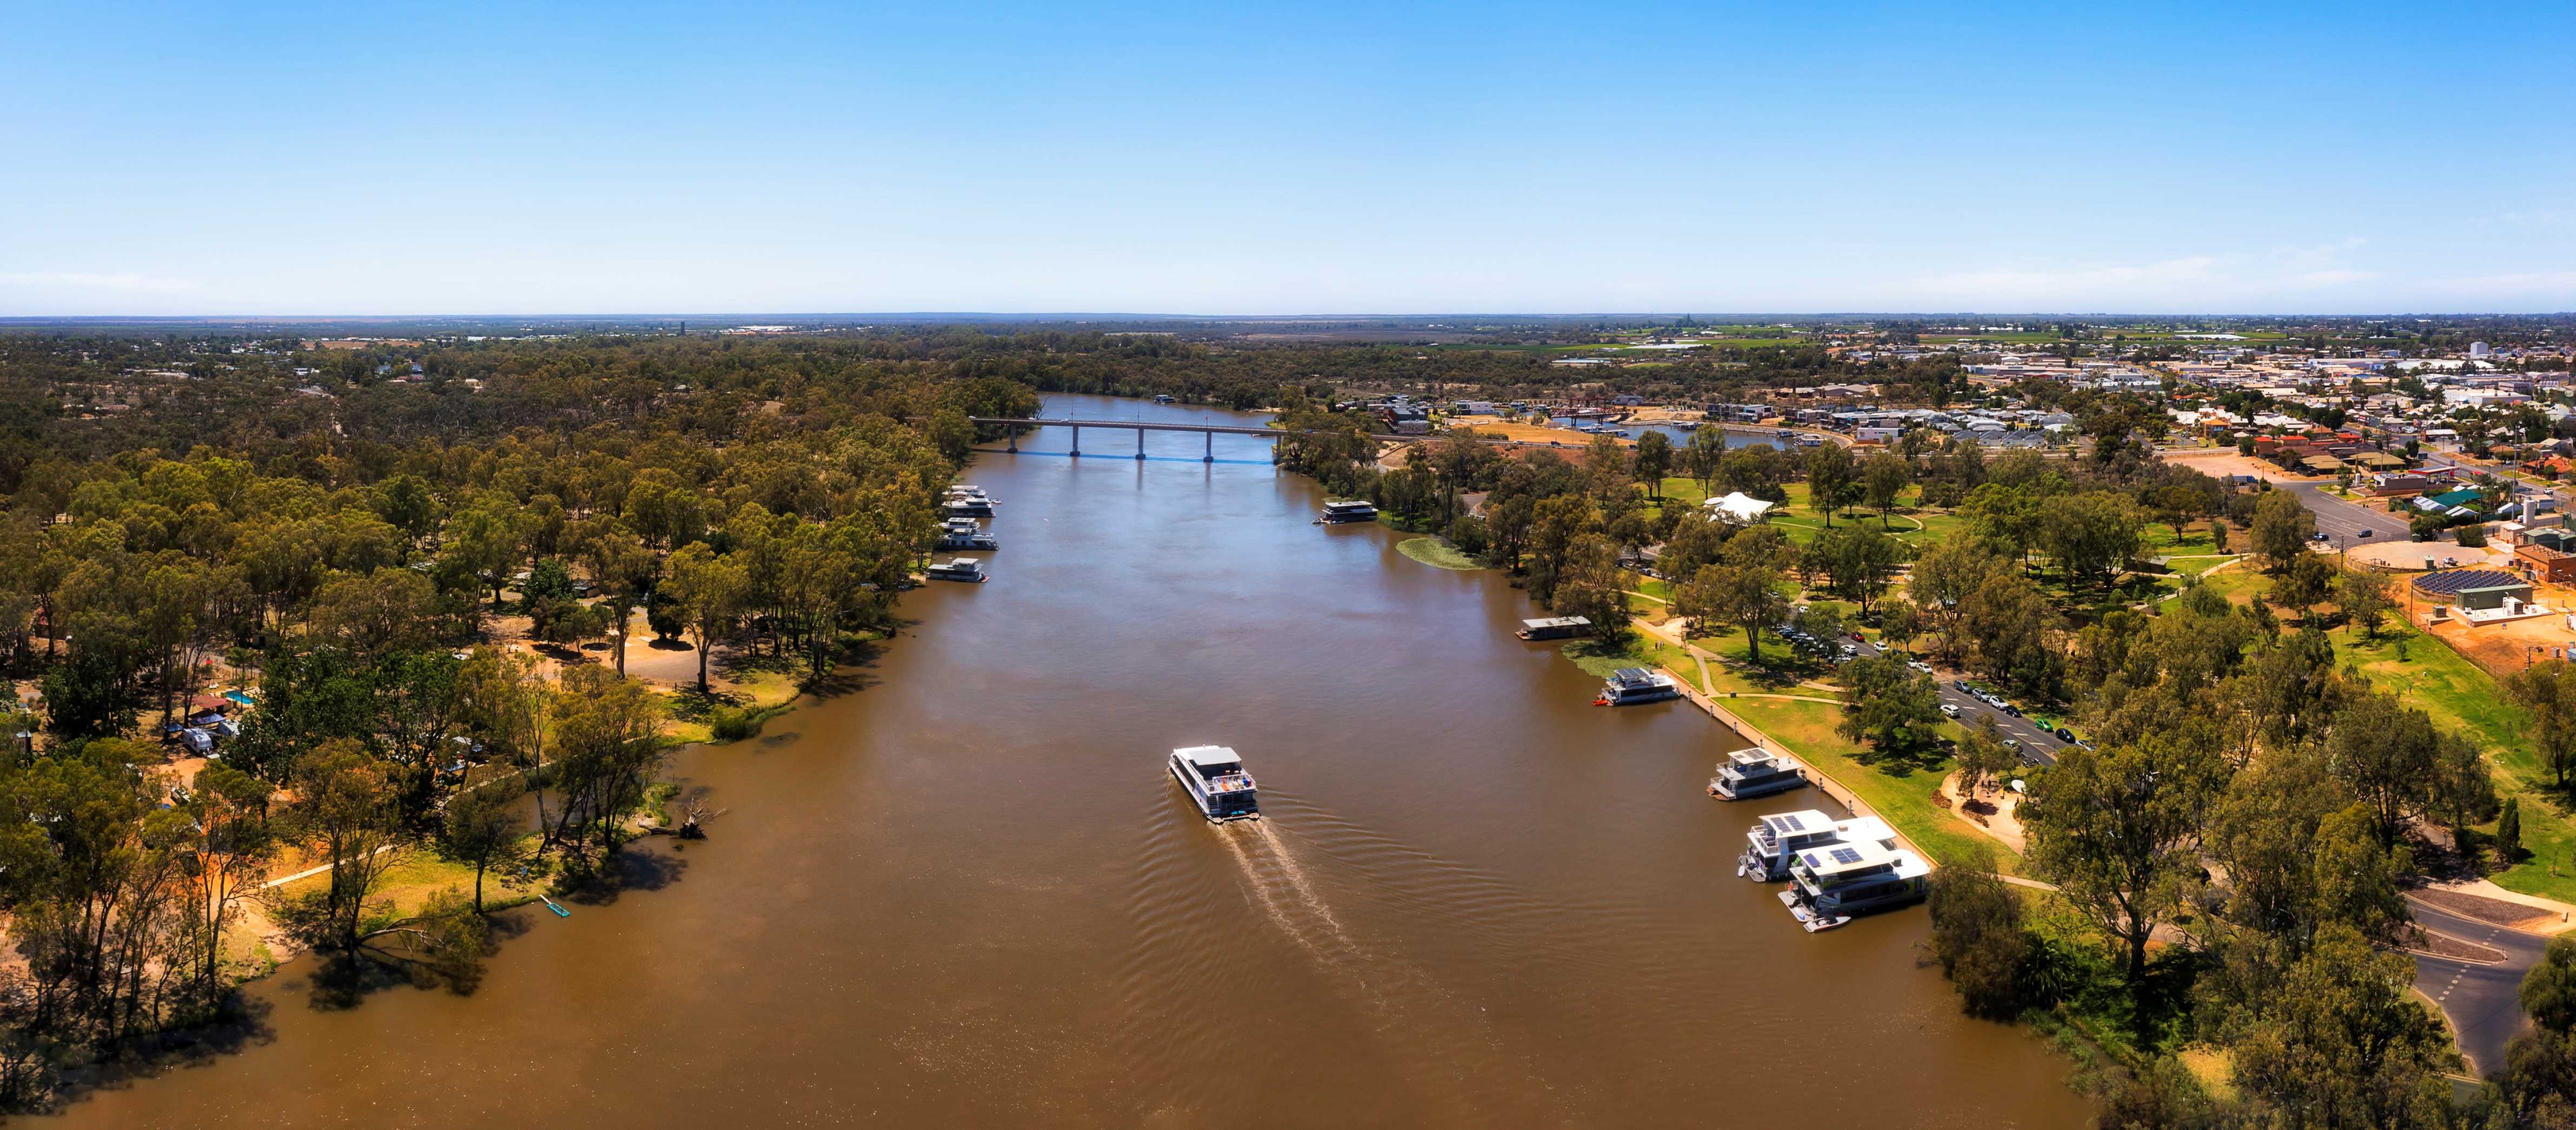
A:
[48,395,2085,1128]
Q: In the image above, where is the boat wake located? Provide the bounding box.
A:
[1213,819,1360,965]
[1113,788,1577,1125]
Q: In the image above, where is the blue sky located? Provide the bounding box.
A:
[5,1,2573,316]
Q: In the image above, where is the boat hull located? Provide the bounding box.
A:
[1169,759,1260,823]
[1709,773,1806,800]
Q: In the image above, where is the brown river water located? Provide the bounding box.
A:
[48,397,2087,1128]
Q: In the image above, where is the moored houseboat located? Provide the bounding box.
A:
[935,528,999,551]
[1777,839,1931,931]
[925,557,987,583]
[1516,616,1594,641]
[1594,667,1680,706]
[1320,499,1379,524]
[1738,810,1898,881]
[1707,747,1807,800]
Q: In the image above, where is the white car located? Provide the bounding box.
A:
[1940,704,1961,719]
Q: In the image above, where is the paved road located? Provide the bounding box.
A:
[2280,481,2399,547]
[2411,898,2549,1078]
[1841,641,2068,767]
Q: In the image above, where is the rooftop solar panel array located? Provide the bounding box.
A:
[2412,569,2526,595]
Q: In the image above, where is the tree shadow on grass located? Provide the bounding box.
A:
[1853,739,1951,778]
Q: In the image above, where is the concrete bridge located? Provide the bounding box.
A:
[966,415,1677,462]
[968,416,1405,462]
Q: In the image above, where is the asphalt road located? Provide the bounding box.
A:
[2411,898,2550,1078]
[1840,640,2068,768]
[2280,480,2399,547]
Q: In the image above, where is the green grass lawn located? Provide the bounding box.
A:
[1652,478,1962,551]
[2162,554,2243,578]
[1721,695,2021,874]
[2333,624,2576,903]
[2162,562,2576,899]
[1396,535,1482,570]
[1565,622,2017,873]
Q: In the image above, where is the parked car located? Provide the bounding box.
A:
[2358,529,2373,539]
[1941,703,1961,719]
[2055,727,2077,742]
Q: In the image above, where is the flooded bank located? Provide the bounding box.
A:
[49,396,2085,1128]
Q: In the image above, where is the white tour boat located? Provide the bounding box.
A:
[1169,745,1260,822]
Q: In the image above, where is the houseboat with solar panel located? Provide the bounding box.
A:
[1595,667,1681,706]
[1321,499,1379,524]
[1737,810,1899,881]
[1777,839,1932,931]
[1169,745,1259,823]
[1707,748,1807,800]
[925,557,987,583]
[935,520,998,551]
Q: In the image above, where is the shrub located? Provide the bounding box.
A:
[710,707,762,742]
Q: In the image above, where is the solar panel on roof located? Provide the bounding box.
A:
[1829,847,1863,864]
[2412,569,2526,595]
[1775,814,1805,831]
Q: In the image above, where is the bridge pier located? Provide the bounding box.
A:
[1069,424,1080,457]
[1135,427,1146,461]
[1204,430,1213,462]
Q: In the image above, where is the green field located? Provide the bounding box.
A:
[1396,535,1482,570]
[2335,624,2576,903]
[2187,566,2576,902]
[1651,477,1963,551]
[1723,693,2020,873]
